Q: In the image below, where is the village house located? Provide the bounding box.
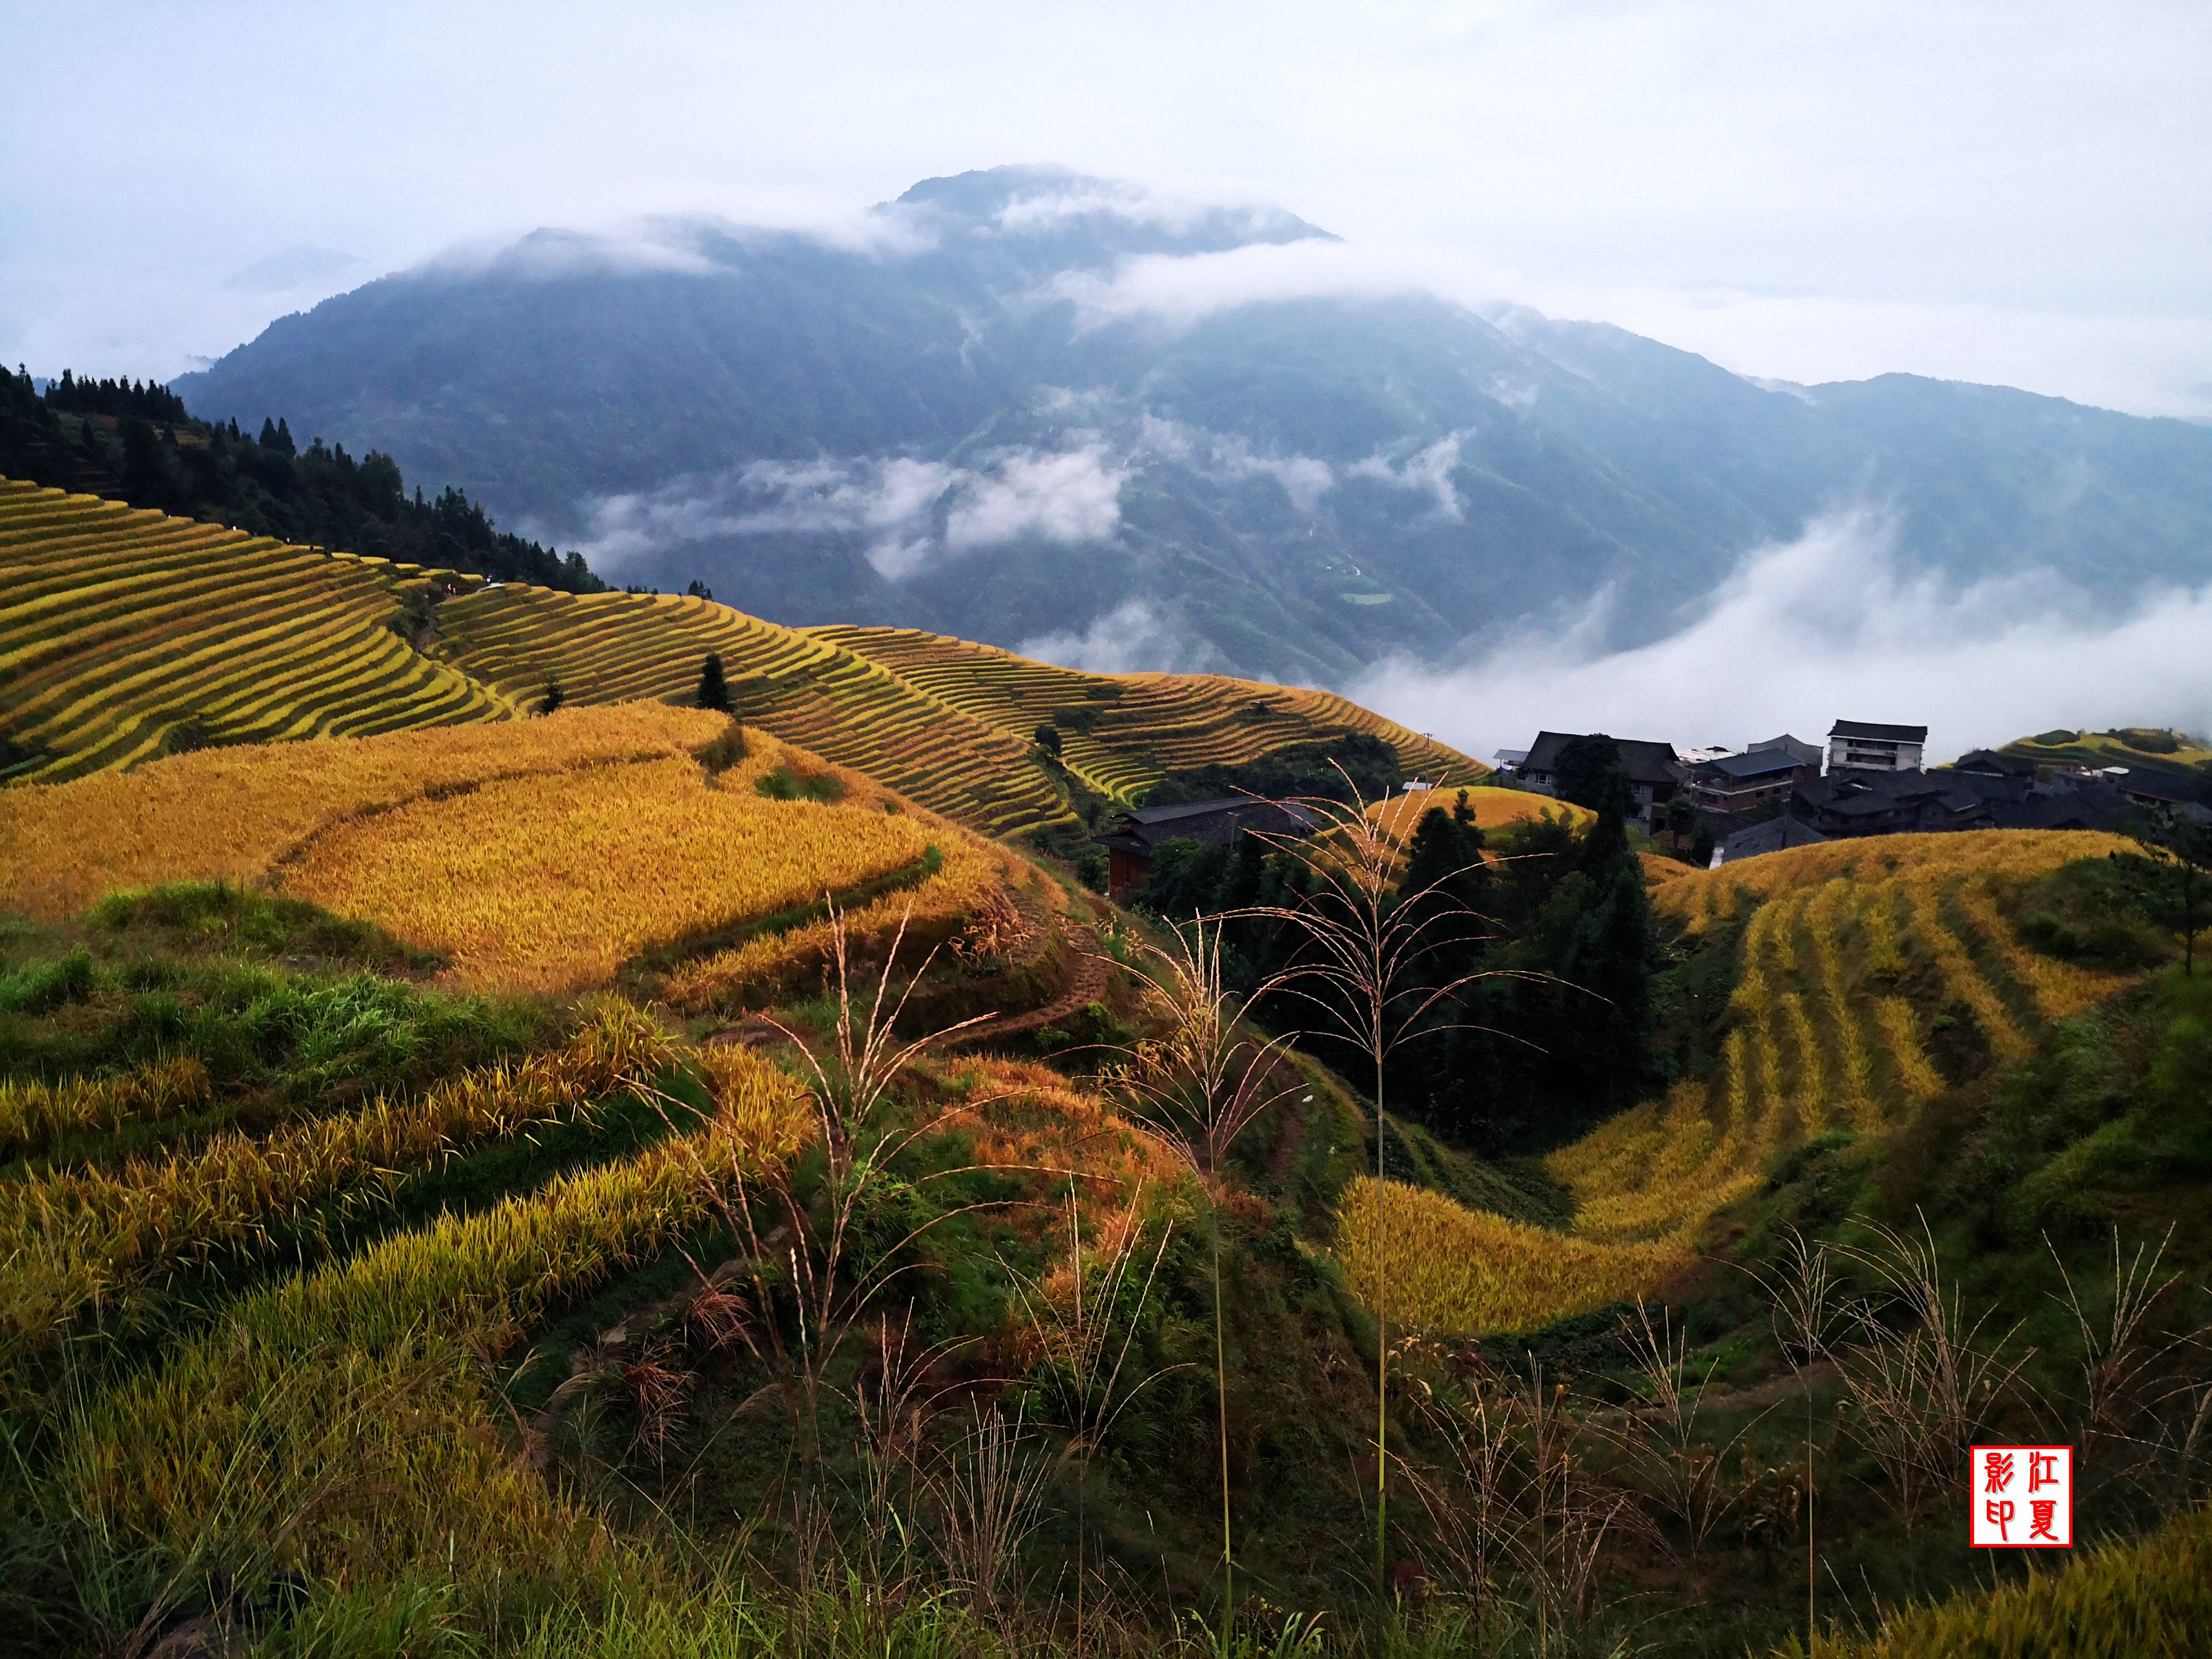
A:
[1515,731,1682,826]
[1681,734,1822,816]
[1827,719,1928,773]
[1094,797,1317,901]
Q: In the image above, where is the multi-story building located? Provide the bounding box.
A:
[1827,719,1927,773]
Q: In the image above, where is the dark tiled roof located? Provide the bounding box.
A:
[1699,749,1806,780]
[1829,719,1928,743]
[1521,731,1681,786]
[1989,785,2137,832]
[1747,734,1823,768]
[1954,749,2039,778]
[1717,814,1832,864]
[1105,797,1318,851]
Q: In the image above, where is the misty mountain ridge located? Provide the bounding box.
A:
[176,165,2212,684]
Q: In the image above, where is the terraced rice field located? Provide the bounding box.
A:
[1341,828,2148,1336]
[283,743,936,993]
[1365,784,1592,841]
[1551,830,2137,1247]
[433,590,1484,841]
[0,702,731,920]
[2,702,1034,1006]
[816,624,1482,806]
[434,588,1076,840]
[41,1040,814,1594]
[0,476,508,781]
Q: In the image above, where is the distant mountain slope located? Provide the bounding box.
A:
[177,166,2212,681]
[0,477,509,784]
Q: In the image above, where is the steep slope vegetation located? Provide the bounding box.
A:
[0,477,508,781]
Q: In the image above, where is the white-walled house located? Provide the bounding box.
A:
[1826,720,1927,774]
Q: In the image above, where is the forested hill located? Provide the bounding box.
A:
[0,367,602,593]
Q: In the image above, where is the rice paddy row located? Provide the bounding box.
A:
[1348,828,2147,1338]
[431,587,1485,841]
[813,623,1483,804]
[1553,830,2138,1246]
[432,586,1079,840]
[0,477,509,781]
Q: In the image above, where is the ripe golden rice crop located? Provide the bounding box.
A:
[1365,786,1592,841]
[282,748,929,993]
[0,1000,667,1347]
[1333,1177,1686,1336]
[661,816,1024,1013]
[1541,828,2155,1254]
[59,1044,811,1587]
[1652,829,2133,932]
[0,1056,211,1159]
[0,701,730,920]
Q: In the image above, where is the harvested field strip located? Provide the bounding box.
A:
[55,1045,812,1589]
[0,1002,669,1351]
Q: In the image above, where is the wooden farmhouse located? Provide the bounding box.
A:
[1095,797,1318,901]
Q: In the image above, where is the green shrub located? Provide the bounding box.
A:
[2108,726,2181,754]
[0,949,96,1013]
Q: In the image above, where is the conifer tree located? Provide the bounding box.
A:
[537,680,565,716]
[696,652,731,713]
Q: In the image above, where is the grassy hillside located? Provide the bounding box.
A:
[0,477,510,781]
[2002,725,2212,795]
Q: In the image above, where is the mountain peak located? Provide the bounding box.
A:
[885,164,1333,259]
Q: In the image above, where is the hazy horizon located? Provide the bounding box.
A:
[5,2,2208,421]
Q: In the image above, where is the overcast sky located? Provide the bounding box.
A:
[4,0,2208,418]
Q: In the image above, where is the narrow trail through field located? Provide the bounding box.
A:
[944,922,1109,1049]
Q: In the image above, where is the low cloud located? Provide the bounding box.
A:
[1047,237,1457,332]
[569,445,1123,579]
[1348,508,2212,764]
[1346,432,1468,520]
[1017,598,1223,676]
[222,245,365,294]
[1136,415,1334,513]
[944,446,1127,550]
